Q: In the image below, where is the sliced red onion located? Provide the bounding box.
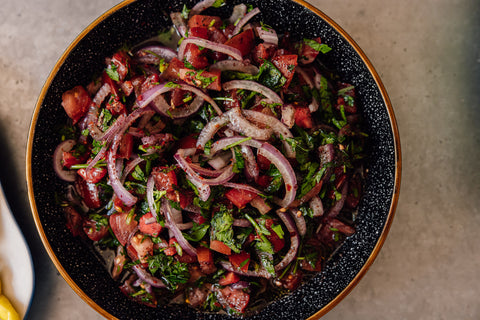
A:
[135,83,169,109]
[326,181,349,218]
[210,60,259,74]
[173,149,210,201]
[280,103,295,129]
[149,84,220,117]
[182,204,202,215]
[132,264,166,288]
[53,139,77,182]
[228,4,247,24]
[222,80,282,105]
[162,198,197,257]
[189,162,228,177]
[121,156,145,184]
[230,281,250,291]
[189,0,218,16]
[106,134,137,207]
[177,222,194,230]
[289,208,306,237]
[133,45,177,64]
[255,26,278,46]
[240,145,259,182]
[309,195,324,217]
[242,109,295,158]
[178,154,235,186]
[219,261,272,279]
[227,107,273,141]
[196,113,229,149]
[232,219,251,227]
[250,196,271,215]
[93,83,111,106]
[146,175,158,219]
[208,137,297,208]
[168,206,184,239]
[178,37,243,61]
[223,183,263,195]
[207,151,231,170]
[275,210,299,271]
[231,7,261,36]
[170,12,187,38]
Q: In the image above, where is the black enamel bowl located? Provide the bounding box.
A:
[26,0,401,319]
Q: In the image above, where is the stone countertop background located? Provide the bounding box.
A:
[0,0,479,319]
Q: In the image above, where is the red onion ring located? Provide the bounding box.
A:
[289,208,306,237]
[228,4,247,24]
[242,109,295,158]
[222,80,282,105]
[173,149,210,201]
[231,7,261,36]
[178,37,243,61]
[148,83,220,116]
[275,209,299,271]
[189,0,218,16]
[132,264,167,288]
[210,60,259,74]
[146,175,158,219]
[162,198,197,257]
[219,261,272,279]
[170,12,187,38]
[255,26,278,45]
[208,136,297,208]
[133,45,177,64]
[309,195,324,217]
[53,139,77,182]
[240,145,259,182]
[223,183,263,195]
[326,181,349,219]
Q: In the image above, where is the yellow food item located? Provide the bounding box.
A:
[0,279,20,320]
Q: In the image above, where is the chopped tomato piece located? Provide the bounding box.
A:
[64,206,84,237]
[62,149,89,169]
[111,51,130,81]
[225,188,257,209]
[109,211,138,246]
[83,217,109,241]
[336,82,357,113]
[164,237,178,256]
[229,251,250,272]
[77,166,107,184]
[118,133,133,159]
[152,166,178,192]
[178,133,198,149]
[61,85,92,124]
[256,175,271,188]
[179,190,195,210]
[188,210,207,224]
[264,219,285,252]
[178,68,221,91]
[189,26,209,39]
[170,88,191,107]
[224,28,254,57]
[256,153,271,171]
[271,54,298,89]
[218,286,250,314]
[294,106,314,129]
[75,176,102,209]
[280,269,303,291]
[252,43,276,64]
[130,233,154,263]
[139,212,163,237]
[197,246,217,274]
[188,15,222,29]
[183,44,209,69]
[210,240,232,255]
[160,57,185,81]
[219,272,240,286]
[298,37,322,65]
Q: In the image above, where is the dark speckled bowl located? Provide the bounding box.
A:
[26,0,401,319]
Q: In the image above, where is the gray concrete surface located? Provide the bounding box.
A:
[0,0,479,319]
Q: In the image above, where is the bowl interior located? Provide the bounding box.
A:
[28,0,399,319]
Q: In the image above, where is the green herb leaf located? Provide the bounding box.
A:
[105,63,120,81]
[183,222,210,242]
[303,39,332,54]
[147,253,189,290]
